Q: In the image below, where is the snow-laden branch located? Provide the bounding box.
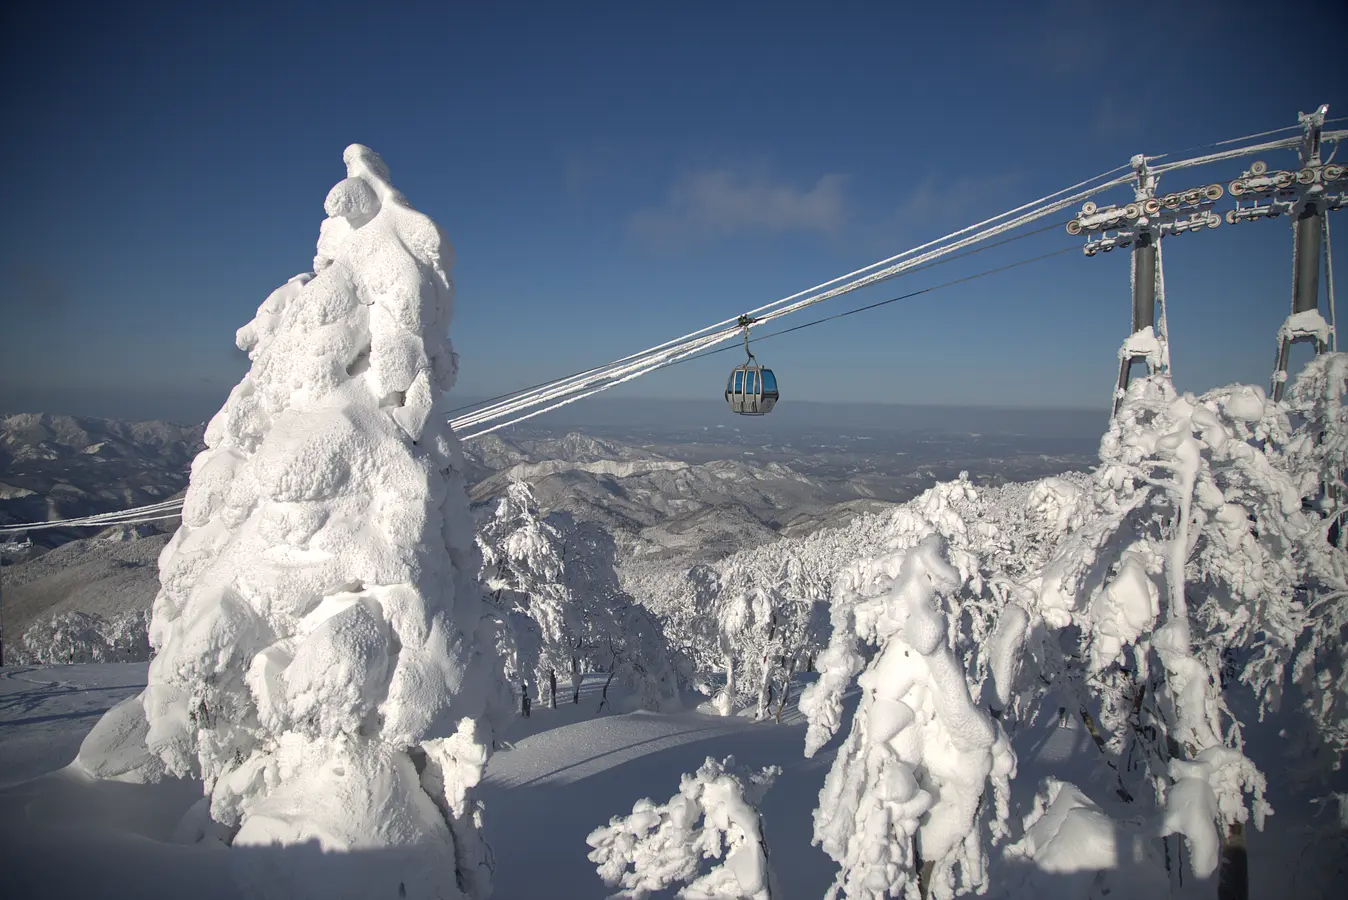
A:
[587,755,780,900]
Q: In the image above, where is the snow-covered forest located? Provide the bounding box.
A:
[2,144,1346,900]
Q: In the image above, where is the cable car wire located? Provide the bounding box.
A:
[660,245,1079,371]
[444,220,1066,418]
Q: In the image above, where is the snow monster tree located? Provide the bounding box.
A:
[140,146,503,899]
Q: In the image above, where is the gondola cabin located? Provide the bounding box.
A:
[725,363,778,415]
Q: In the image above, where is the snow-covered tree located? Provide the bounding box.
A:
[128,145,504,899]
[478,480,681,712]
[17,608,151,664]
[587,755,780,900]
[801,529,1016,900]
[1278,353,1348,769]
[713,583,828,720]
[479,480,581,707]
[623,562,724,677]
[980,367,1348,890]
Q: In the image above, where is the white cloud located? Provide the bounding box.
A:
[628,168,849,247]
[886,172,1023,239]
[1090,95,1145,143]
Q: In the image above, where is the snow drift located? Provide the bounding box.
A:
[90,145,505,899]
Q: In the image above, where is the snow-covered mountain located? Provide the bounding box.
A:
[2,531,170,649]
[466,431,900,564]
[0,413,202,547]
[4,414,1089,661]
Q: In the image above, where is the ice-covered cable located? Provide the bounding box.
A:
[440,129,1335,429]
[0,499,186,533]
[453,164,1139,428]
[1,510,184,533]
[1152,130,1348,175]
[466,244,1080,437]
[458,331,734,440]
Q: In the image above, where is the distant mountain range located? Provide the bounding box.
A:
[1,410,1096,647]
[464,432,899,564]
[1,414,203,549]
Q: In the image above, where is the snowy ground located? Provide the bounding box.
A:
[1,665,1343,899]
[0,664,148,787]
[0,668,842,899]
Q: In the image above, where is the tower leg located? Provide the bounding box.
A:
[1294,211,1323,315]
[1133,234,1157,332]
[1272,210,1326,401]
[1114,234,1160,415]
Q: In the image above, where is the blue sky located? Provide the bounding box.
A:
[1,0,1345,423]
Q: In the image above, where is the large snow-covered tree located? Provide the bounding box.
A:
[969,367,1348,892]
[130,145,504,899]
[800,481,1018,900]
[712,581,828,720]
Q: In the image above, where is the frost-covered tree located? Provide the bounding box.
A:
[624,562,724,677]
[478,480,681,712]
[587,755,780,900]
[126,145,504,899]
[479,480,581,708]
[713,583,828,720]
[986,368,1348,890]
[17,608,151,664]
[786,366,1348,896]
[801,527,1016,900]
[1278,353,1348,769]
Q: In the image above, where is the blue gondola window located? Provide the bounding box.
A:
[761,370,777,393]
[734,370,744,393]
[745,370,757,394]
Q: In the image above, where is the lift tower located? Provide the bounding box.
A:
[1069,156,1224,414]
[1226,105,1347,399]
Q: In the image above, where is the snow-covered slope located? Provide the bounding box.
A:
[1,532,169,643]
[3,665,1342,899]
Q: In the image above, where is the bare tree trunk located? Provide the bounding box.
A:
[756,651,774,721]
[548,669,557,709]
[1218,822,1248,900]
[1079,708,1135,802]
[755,808,775,900]
[596,669,617,714]
[774,659,796,724]
[571,654,581,704]
[914,837,934,899]
[717,652,735,716]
